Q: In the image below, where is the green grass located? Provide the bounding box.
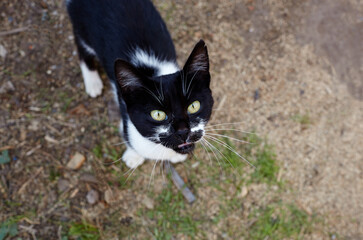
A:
[251,143,279,184]
[58,92,74,112]
[65,221,100,240]
[291,113,311,125]
[206,132,280,185]
[248,203,315,240]
[141,182,199,239]
[0,217,20,240]
[91,137,124,163]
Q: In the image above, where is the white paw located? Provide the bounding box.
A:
[85,76,103,98]
[80,62,103,98]
[122,148,145,169]
[169,154,188,163]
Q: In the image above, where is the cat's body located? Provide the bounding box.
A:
[67,0,213,168]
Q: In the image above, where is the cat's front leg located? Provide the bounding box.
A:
[122,147,145,169]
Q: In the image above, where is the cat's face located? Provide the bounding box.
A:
[115,41,213,155]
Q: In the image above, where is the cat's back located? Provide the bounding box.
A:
[66,0,176,75]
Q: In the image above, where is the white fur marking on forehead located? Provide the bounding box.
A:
[131,48,179,76]
[190,53,208,72]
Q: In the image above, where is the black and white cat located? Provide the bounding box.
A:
[67,0,214,168]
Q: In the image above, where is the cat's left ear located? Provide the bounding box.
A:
[114,59,143,94]
[183,40,209,74]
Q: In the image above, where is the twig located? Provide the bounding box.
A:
[0,145,14,151]
[0,26,28,37]
[18,167,43,195]
[166,161,196,203]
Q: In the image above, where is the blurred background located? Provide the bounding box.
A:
[0,0,362,239]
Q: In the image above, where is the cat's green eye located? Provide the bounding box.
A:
[150,110,167,121]
[187,100,201,114]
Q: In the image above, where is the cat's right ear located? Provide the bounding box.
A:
[183,39,209,74]
[114,59,143,93]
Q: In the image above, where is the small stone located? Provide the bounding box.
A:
[80,173,99,184]
[0,81,15,94]
[142,196,154,209]
[0,44,7,58]
[104,189,114,204]
[67,152,86,170]
[86,189,99,205]
[28,120,40,131]
[57,178,70,192]
[238,186,248,198]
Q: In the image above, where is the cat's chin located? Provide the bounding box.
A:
[174,142,195,154]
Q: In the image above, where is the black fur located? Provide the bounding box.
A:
[67,0,213,157]
[67,0,176,79]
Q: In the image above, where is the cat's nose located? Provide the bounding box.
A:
[176,128,189,142]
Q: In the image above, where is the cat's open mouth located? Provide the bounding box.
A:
[176,142,195,154]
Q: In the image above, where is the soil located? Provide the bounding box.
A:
[1,0,362,239]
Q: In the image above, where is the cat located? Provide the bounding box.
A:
[66,0,214,168]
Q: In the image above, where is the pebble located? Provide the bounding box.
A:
[80,173,99,184]
[0,44,7,58]
[142,196,154,209]
[238,186,249,198]
[57,179,70,192]
[86,189,99,205]
[66,152,86,170]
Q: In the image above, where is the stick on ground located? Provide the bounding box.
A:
[166,161,196,204]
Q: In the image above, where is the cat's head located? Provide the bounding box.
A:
[114,40,213,155]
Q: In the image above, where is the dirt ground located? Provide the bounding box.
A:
[1,0,362,239]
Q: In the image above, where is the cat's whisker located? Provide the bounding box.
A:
[148,159,159,190]
[160,75,164,101]
[205,128,256,135]
[123,141,160,181]
[159,147,168,183]
[199,139,213,166]
[203,137,240,176]
[180,70,186,96]
[186,67,201,94]
[205,121,248,129]
[103,156,123,166]
[204,135,255,168]
[142,86,163,105]
[123,157,144,184]
[146,142,170,188]
[201,138,223,172]
[187,84,195,99]
[204,133,251,144]
[160,160,165,183]
[112,140,130,146]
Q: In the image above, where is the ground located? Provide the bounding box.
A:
[0,0,362,239]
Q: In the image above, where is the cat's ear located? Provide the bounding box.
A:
[114,59,143,92]
[183,40,209,74]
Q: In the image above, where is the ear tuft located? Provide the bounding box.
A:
[183,40,209,73]
[114,59,142,92]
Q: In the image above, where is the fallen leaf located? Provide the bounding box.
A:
[68,104,91,116]
[0,150,10,164]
